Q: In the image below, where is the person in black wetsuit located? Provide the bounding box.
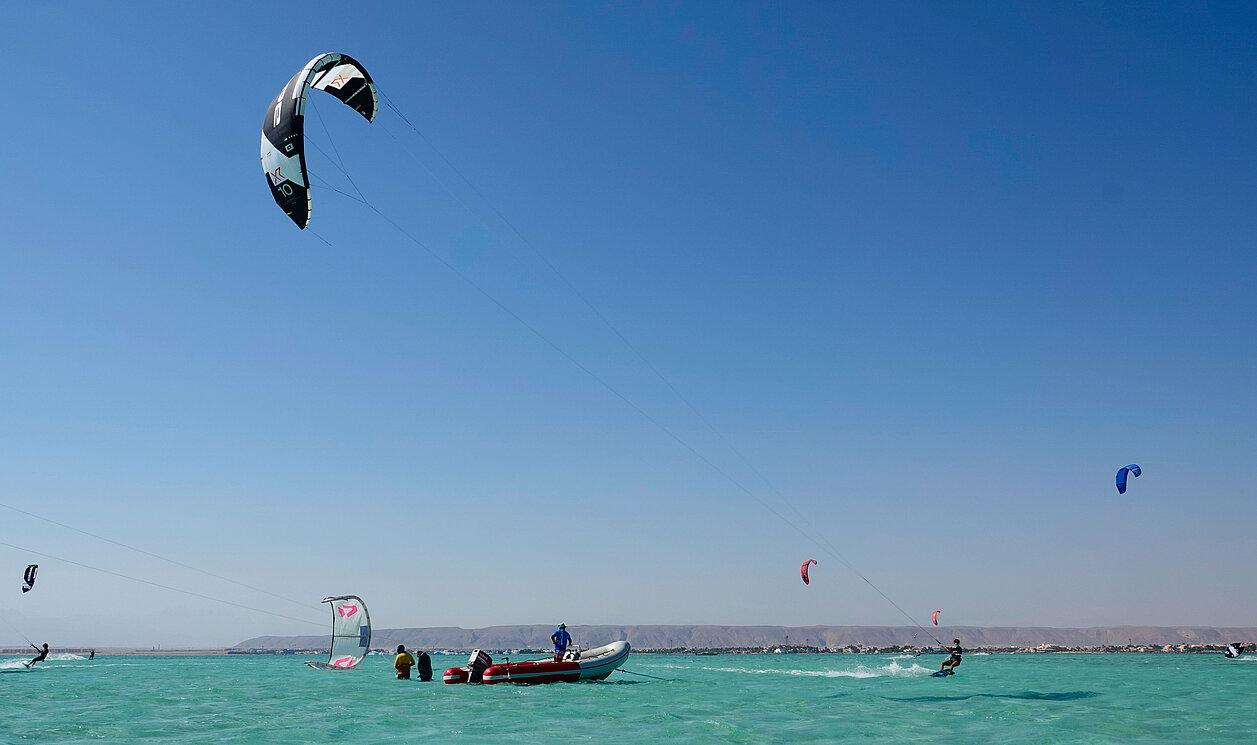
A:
[940,638,962,673]
[415,650,432,681]
[25,643,49,668]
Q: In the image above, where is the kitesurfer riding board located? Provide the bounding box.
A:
[24,643,49,669]
[937,638,962,675]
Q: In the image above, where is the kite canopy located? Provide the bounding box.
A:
[305,595,371,670]
[260,53,379,229]
[21,564,37,593]
[1116,464,1141,494]
[800,559,817,585]
[932,610,941,626]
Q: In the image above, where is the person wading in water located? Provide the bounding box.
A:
[394,645,416,679]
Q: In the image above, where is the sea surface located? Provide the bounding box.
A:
[1,652,1253,743]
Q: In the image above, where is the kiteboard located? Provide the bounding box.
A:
[931,669,955,677]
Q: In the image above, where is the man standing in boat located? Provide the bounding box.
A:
[552,624,572,662]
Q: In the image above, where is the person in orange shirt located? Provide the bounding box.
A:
[394,644,417,679]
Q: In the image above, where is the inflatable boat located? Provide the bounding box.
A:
[443,641,631,685]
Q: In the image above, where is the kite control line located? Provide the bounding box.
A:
[0,539,323,629]
[292,62,952,646]
[618,668,677,682]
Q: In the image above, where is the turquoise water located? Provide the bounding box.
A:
[2,652,1254,743]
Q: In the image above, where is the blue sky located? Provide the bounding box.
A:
[2,2,1255,646]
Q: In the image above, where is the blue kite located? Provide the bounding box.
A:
[1116,464,1141,494]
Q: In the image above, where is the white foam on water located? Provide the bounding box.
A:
[698,660,935,678]
[0,652,86,668]
[808,661,936,679]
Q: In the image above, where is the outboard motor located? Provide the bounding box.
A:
[467,649,493,683]
[416,651,433,681]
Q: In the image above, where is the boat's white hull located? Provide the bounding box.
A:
[443,641,631,684]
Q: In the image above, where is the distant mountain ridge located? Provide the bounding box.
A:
[234,624,1257,650]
